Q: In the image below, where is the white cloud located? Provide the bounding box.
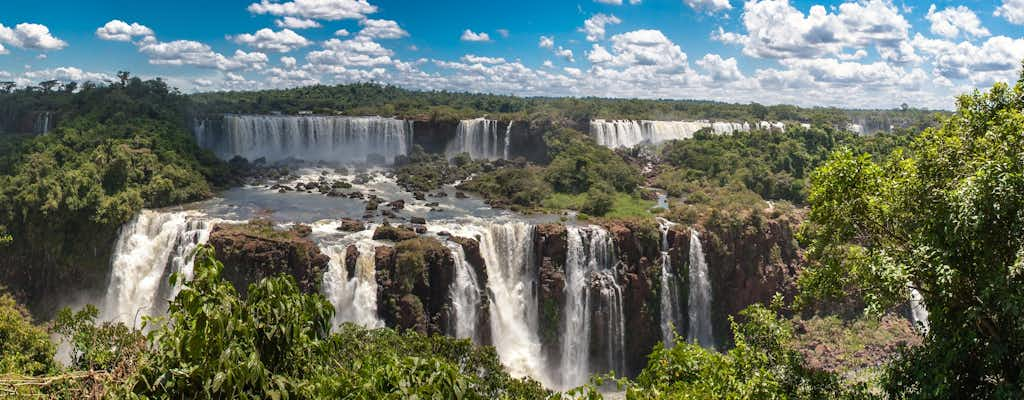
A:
[0,44,7,55]
[543,60,554,68]
[231,28,311,53]
[697,54,743,81]
[555,46,575,62]
[275,17,321,29]
[539,36,554,49]
[247,0,376,21]
[684,0,732,13]
[461,30,491,42]
[462,54,507,64]
[0,22,68,51]
[593,29,687,71]
[497,29,510,38]
[23,67,113,82]
[996,0,1024,25]
[357,19,408,40]
[594,0,642,4]
[716,0,916,63]
[307,37,394,68]
[913,34,1024,83]
[335,29,350,37]
[281,56,297,68]
[139,39,269,70]
[926,5,989,38]
[580,13,621,42]
[96,20,154,42]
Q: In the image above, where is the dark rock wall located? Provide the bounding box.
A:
[373,237,455,335]
[208,222,329,296]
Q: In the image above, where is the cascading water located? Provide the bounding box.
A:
[594,269,626,375]
[446,118,507,160]
[503,121,513,160]
[34,112,53,134]
[100,210,213,328]
[197,115,412,164]
[909,287,929,333]
[590,119,786,148]
[321,228,383,329]
[686,229,713,347]
[446,240,482,342]
[561,226,618,388]
[657,218,683,347]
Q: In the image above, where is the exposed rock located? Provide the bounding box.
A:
[365,199,379,211]
[410,216,427,225]
[389,199,406,210]
[208,219,329,296]
[373,224,419,242]
[344,244,359,278]
[413,192,426,201]
[533,223,567,365]
[374,237,455,335]
[455,191,468,199]
[337,218,366,232]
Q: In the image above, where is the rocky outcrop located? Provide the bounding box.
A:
[533,223,567,364]
[374,237,455,335]
[451,236,492,346]
[208,219,330,296]
[695,211,803,347]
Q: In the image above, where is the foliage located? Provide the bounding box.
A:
[626,303,865,399]
[394,145,482,192]
[801,70,1024,398]
[50,305,145,372]
[656,127,913,205]
[0,292,54,376]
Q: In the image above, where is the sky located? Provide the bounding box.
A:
[1,0,1023,110]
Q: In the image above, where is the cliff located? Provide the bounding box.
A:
[208,219,330,296]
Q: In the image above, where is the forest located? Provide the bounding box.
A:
[0,68,1021,399]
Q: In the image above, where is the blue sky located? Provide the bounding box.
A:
[1,0,1023,109]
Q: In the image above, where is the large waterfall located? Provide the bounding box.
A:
[446,240,482,342]
[446,118,509,160]
[100,210,213,328]
[195,115,412,164]
[657,218,683,347]
[34,112,53,135]
[590,119,784,148]
[321,228,383,329]
[686,229,713,347]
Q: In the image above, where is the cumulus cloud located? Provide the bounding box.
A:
[460,30,491,42]
[996,0,1024,25]
[555,47,575,62]
[580,13,621,42]
[247,0,377,21]
[95,20,154,42]
[357,19,408,40]
[335,29,350,37]
[462,54,507,64]
[539,36,554,49]
[697,54,743,81]
[912,34,1024,83]
[926,5,989,38]
[0,22,68,51]
[281,56,297,68]
[275,17,321,29]
[684,0,732,13]
[23,67,113,82]
[231,28,311,53]
[715,0,916,63]
[139,39,269,70]
[307,37,394,68]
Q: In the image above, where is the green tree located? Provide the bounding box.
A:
[0,292,54,375]
[801,66,1024,398]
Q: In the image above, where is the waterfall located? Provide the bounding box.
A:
[686,229,713,347]
[446,118,507,160]
[322,229,383,329]
[503,121,513,160]
[909,287,929,333]
[594,269,626,375]
[198,115,412,164]
[446,240,481,342]
[34,112,53,134]
[657,218,683,347]
[100,210,213,328]
[590,119,786,148]
[561,226,617,387]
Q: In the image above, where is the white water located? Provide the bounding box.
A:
[561,226,618,387]
[100,210,213,328]
[686,229,713,347]
[446,240,482,341]
[657,218,683,347]
[589,119,785,148]
[196,115,412,163]
[446,118,507,160]
[321,228,384,329]
[34,112,52,134]
[594,269,626,375]
[503,120,513,160]
[909,287,929,333]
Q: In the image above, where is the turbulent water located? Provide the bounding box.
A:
[446,240,482,341]
[687,229,713,347]
[657,218,683,347]
[446,118,508,160]
[589,119,784,148]
[195,115,412,163]
[909,287,929,333]
[100,210,214,328]
[321,227,384,329]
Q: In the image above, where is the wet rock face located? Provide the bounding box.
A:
[602,219,663,377]
[374,237,455,335]
[533,223,567,366]
[208,220,330,296]
[451,236,492,346]
[697,213,803,346]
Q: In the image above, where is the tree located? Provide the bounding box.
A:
[0,81,15,94]
[38,80,59,92]
[801,66,1024,398]
[116,71,130,87]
